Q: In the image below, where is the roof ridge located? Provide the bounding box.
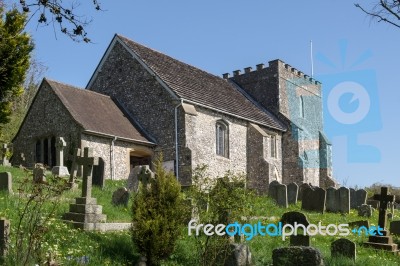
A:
[116,34,229,83]
[45,78,112,99]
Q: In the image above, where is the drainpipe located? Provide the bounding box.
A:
[111,136,117,180]
[174,100,183,180]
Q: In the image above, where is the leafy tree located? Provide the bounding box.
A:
[18,0,102,42]
[0,6,34,127]
[355,1,400,29]
[131,157,188,266]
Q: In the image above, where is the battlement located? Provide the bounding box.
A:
[223,59,321,85]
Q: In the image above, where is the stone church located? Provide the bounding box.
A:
[12,34,336,192]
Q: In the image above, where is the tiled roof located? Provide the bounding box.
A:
[117,35,286,131]
[46,79,154,144]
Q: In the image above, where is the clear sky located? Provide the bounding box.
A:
[21,0,400,188]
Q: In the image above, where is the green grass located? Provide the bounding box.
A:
[0,165,400,265]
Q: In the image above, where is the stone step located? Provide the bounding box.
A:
[75,197,97,205]
[69,204,103,214]
[364,242,398,251]
[368,235,393,244]
[63,212,107,223]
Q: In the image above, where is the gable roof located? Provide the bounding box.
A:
[113,35,286,132]
[46,79,154,145]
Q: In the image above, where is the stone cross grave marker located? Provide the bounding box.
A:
[0,218,10,258]
[0,172,12,193]
[76,147,99,199]
[1,144,11,167]
[373,187,394,230]
[68,148,81,188]
[51,137,70,176]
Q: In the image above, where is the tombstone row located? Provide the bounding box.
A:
[268,181,299,208]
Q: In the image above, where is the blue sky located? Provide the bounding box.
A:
[22,0,400,188]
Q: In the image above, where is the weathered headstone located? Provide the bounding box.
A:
[63,147,107,230]
[302,186,326,213]
[68,148,81,188]
[276,184,288,208]
[349,220,369,229]
[0,172,12,193]
[0,218,10,258]
[367,199,380,209]
[326,187,336,212]
[350,188,356,209]
[272,246,324,266]
[358,204,374,218]
[224,243,252,266]
[51,137,70,176]
[298,183,311,201]
[331,238,356,261]
[268,180,280,201]
[290,235,310,247]
[355,189,367,208]
[390,221,400,235]
[112,187,130,207]
[33,163,46,183]
[1,144,11,167]
[338,187,350,214]
[388,202,395,214]
[287,182,298,205]
[365,187,398,252]
[280,211,310,227]
[127,165,143,192]
[92,157,105,188]
[138,165,155,189]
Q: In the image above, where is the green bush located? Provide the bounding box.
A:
[131,157,188,266]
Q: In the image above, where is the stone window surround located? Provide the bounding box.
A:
[34,136,56,167]
[215,120,229,158]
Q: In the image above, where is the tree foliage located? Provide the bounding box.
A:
[18,0,102,42]
[0,6,33,126]
[356,0,400,29]
[131,157,188,266]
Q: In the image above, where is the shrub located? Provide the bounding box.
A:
[131,157,188,266]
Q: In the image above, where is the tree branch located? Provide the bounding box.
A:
[355,3,400,28]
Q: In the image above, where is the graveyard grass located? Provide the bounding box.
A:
[1,166,400,265]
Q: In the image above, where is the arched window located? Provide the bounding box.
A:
[216,121,229,157]
[299,96,305,118]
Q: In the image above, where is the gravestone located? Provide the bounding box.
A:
[51,137,70,176]
[0,172,12,193]
[1,144,11,167]
[33,163,46,183]
[367,199,380,209]
[350,188,356,209]
[63,147,107,230]
[326,187,336,212]
[0,218,10,258]
[272,246,324,266]
[112,187,130,207]
[276,184,288,208]
[127,165,150,192]
[337,187,350,214]
[365,187,398,252]
[390,221,400,235]
[331,238,356,261]
[281,211,310,246]
[298,183,311,201]
[287,182,298,205]
[68,148,81,189]
[355,189,367,208]
[358,204,374,218]
[92,157,105,188]
[224,243,252,266]
[268,180,280,201]
[388,202,395,214]
[302,186,326,213]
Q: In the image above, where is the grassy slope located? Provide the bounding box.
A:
[0,165,399,265]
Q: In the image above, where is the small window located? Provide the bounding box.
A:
[300,96,305,118]
[216,121,229,157]
[270,135,277,158]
